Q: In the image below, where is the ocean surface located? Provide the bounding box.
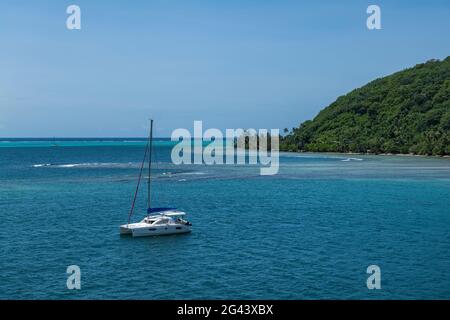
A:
[1,138,449,299]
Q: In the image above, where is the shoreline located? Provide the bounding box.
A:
[280,150,450,159]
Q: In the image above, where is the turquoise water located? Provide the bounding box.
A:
[1,139,450,299]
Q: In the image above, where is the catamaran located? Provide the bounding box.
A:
[120,119,192,237]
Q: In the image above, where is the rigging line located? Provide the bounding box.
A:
[127,137,150,225]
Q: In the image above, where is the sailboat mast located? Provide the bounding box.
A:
[147,119,153,211]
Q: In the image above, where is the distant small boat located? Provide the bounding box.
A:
[120,119,192,237]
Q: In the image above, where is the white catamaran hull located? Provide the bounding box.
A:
[133,224,191,237]
[120,223,191,237]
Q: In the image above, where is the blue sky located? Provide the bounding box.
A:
[0,0,449,137]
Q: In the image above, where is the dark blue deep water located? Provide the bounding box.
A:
[1,139,450,299]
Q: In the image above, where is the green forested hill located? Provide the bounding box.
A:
[281,57,450,155]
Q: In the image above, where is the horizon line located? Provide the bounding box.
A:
[0,136,170,139]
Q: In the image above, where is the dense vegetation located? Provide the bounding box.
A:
[280,57,450,155]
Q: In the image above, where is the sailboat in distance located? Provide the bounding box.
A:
[120,119,192,237]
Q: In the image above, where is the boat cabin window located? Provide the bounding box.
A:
[153,218,170,225]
